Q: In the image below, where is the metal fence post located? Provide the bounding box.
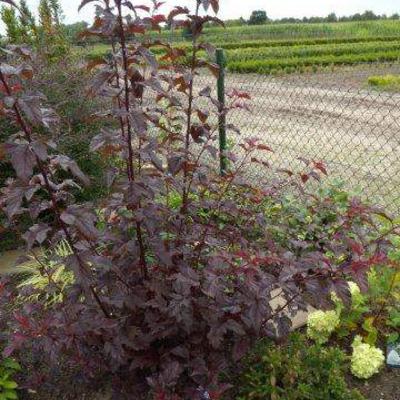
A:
[216,48,227,175]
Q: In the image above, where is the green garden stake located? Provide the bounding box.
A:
[216,48,227,176]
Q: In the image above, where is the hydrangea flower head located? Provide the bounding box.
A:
[307,310,340,344]
[351,336,384,379]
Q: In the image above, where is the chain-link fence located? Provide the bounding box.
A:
[81,39,400,212]
[197,61,400,213]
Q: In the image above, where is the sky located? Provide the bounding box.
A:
[1,0,400,29]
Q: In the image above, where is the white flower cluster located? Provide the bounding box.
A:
[351,336,384,379]
[306,310,340,344]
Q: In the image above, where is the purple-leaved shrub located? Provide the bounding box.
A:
[0,1,396,398]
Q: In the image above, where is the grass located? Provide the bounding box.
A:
[368,74,400,91]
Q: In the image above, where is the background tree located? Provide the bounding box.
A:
[1,6,21,43]
[361,10,379,21]
[248,10,268,25]
[49,0,63,26]
[18,0,38,44]
[327,12,338,23]
[39,0,53,36]
[63,21,88,44]
[38,0,68,60]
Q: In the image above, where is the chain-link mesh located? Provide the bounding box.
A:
[196,62,400,213]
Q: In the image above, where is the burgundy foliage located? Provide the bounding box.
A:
[0,0,394,398]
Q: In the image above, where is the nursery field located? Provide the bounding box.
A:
[225,38,400,74]
[203,20,400,74]
[82,19,400,75]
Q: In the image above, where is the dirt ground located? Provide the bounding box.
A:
[196,63,400,213]
[350,367,400,400]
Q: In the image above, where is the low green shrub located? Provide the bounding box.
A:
[264,181,400,346]
[235,333,364,400]
[368,74,400,91]
[262,181,352,254]
[0,356,20,400]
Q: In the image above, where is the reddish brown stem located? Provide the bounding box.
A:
[116,1,135,181]
[115,0,147,278]
[181,1,201,215]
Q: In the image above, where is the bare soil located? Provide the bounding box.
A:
[350,367,400,400]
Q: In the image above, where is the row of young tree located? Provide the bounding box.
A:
[0,0,66,54]
[231,9,400,26]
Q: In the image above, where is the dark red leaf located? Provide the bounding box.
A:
[5,142,36,182]
[78,0,98,12]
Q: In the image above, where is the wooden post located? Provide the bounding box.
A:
[216,48,227,175]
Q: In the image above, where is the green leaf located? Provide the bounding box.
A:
[2,380,17,389]
[4,390,17,400]
[2,360,21,372]
[362,317,378,346]
[387,332,400,344]
[0,371,11,381]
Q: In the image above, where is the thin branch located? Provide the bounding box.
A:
[115,0,147,278]
[181,0,201,214]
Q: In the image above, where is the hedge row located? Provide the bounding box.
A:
[226,40,400,62]
[227,51,400,74]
